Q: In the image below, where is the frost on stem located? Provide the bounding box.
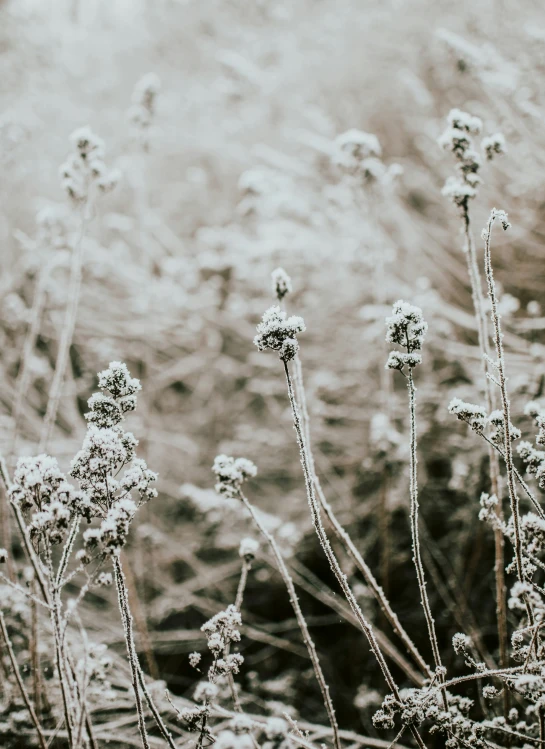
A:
[60,126,120,202]
[254,306,305,361]
[385,300,427,372]
[271,267,292,302]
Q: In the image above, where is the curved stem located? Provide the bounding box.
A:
[239,490,341,749]
[282,360,427,749]
[407,370,447,710]
[293,358,431,679]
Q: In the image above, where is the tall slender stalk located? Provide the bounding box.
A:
[113,555,151,749]
[482,212,526,593]
[282,360,427,749]
[0,610,48,749]
[462,208,508,686]
[238,489,341,749]
[407,370,447,710]
[293,357,432,679]
[40,207,88,453]
[114,555,178,749]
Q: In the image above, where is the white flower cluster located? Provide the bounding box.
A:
[478,493,501,529]
[10,455,92,544]
[333,128,402,187]
[239,537,259,561]
[448,398,488,432]
[439,108,505,213]
[488,409,521,445]
[70,362,157,558]
[271,267,292,302]
[481,133,506,161]
[202,604,242,654]
[60,126,120,202]
[254,306,305,362]
[385,300,427,371]
[127,72,160,148]
[212,455,257,499]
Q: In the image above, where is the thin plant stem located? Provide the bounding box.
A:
[293,358,432,679]
[482,213,527,594]
[239,489,342,749]
[113,554,151,749]
[462,207,508,694]
[40,205,88,453]
[10,256,57,464]
[46,548,76,746]
[282,359,427,749]
[407,369,447,710]
[0,610,48,749]
[115,555,178,749]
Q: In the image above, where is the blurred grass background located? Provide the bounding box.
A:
[3,0,545,739]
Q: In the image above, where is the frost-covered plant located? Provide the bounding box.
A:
[128,72,161,150]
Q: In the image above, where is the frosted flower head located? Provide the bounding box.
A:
[481,133,506,161]
[60,126,118,202]
[202,604,242,651]
[212,455,257,498]
[265,717,288,740]
[239,537,259,561]
[194,681,219,703]
[333,129,382,174]
[452,632,471,654]
[0,548,8,564]
[441,176,476,210]
[254,306,305,359]
[385,301,426,372]
[189,652,202,668]
[128,72,161,148]
[271,267,292,302]
[448,398,487,432]
[446,109,482,135]
[85,498,137,557]
[98,361,141,400]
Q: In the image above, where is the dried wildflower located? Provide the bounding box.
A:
[0,548,7,564]
[128,72,160,148]
[441,176,476,209]
[254,306,305,359]
[60,126,119,202]
[189,652,202,669]
[202,605,242,656]
[216,653,244,675]
[385,300,427,372]
[448,398,487,432]
[194,681,219,703]
[333,129,382,174]
[212,455,257,498]
[239,537,259,561]
[488,410,521,445]
[452,632,471,654]
[481,133,506,160]
[96,572,113,587]
[271,268,292,302]
[447,108,483,135]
